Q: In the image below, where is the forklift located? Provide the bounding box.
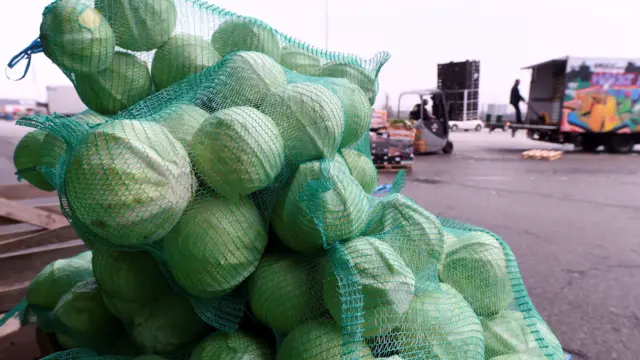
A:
[397,89,454,154]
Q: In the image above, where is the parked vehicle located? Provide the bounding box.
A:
[449,119,484,132]
[496,57,640,153]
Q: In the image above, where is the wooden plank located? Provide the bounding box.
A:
[0,226,77,254]
[0,197,68,230]
[0,241,86,313]
[0,183,56,201]
[0,229,43,243]
[0,204,62,227]
[0,324,42,360]
[375,163,413,172]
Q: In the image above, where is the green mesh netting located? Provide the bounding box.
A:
[5,0,564,358]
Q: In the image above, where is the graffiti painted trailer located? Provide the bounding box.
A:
[510,56,640,153]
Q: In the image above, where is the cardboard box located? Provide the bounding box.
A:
[371,109,388,129]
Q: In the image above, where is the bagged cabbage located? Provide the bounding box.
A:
[26,258,93,309]
[191,331,274,360]
[91,246,170,302]
[279,46,322,76]
[277,319,374,360]
[13,130,56,191]
[75,52,152,115]
[247,253,324,333]
[318,63,377,105]
[324,237,415,338]
[191,106,285,200]
[211,19,281,60]
[340,148,378,194]
[365,193,444,286]
[482,310,537,358]
[52,278,122,350]
[396,283,484,359]
[97,0,177,52]
[151,34,221,91]
[40,0,115,74]
[131,292,209,354]
[321,78,371,149]
[439,231,513,317]
[164,196,267,298]
[64,120,194,246]
[271,159,369,253]
[260,83,343,166]
[152,103,210,152]
[195,51,287,113]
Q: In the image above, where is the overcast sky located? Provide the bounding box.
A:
[3,0,640,109]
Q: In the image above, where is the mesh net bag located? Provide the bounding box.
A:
[4,0,564,359]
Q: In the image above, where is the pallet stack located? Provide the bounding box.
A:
[369,110,414,171]
[437,60,480,121]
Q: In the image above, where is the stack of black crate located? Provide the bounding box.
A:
[437,60,480,121]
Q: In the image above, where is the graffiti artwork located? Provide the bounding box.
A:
[563,58,640,133]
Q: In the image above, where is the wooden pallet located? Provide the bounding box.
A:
[0,183,84,314]
[521,149,563,161]
[375,163,413,172]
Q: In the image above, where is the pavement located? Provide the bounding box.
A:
[1,120,639,359]
[379,130,640,360]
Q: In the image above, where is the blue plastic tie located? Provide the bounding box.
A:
[6,38,43,81]
[373,184,393,194]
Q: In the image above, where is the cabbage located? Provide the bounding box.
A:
[75,52,152,115]
[211,19,281,60]
[271,159,369,253]
[13,130,55,191]
[364,193,444,286]
[40,0,115,74]
[40,112,108,177]
[324,237,415,338]
[195,51,287,112]
[277,319,374,360]
[52,278,122,350]
[65,120,194,246]
[397,283,484,359]
[482,310,537,358]
[92,246,170,302]
[260,83,344,166]
[191,331,273,360]
[530,317,564,357]
[247,253,324,333]
[164,196,267,298]
[340,149,377,194]
[439,231,513,317]
[279,47,322,76]
[318,63,377,105]
[153,103,209,152]
[131,292,209,354]
[489,349,548,360]
[96,0,177,51]
[191,106,285,200]
[102,294,144,324]
[72,251,93,263]
[26,259,93,308]
[151,34,221,91]
[321,78,371,149]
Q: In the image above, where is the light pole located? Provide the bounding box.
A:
[324,0,329,49]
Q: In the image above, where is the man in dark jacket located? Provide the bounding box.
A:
[510,79,526,123]
[409,99,431,120]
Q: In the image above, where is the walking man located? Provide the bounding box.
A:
[510,79,525,124]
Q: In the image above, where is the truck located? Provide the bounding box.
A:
[487,57,640,153]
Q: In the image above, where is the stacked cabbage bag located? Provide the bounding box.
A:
[5,0,564,359]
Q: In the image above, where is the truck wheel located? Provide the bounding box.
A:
[606,134,635,154]
[442,141,454,154]
[450,124,458,131]
[581,135,600,152]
